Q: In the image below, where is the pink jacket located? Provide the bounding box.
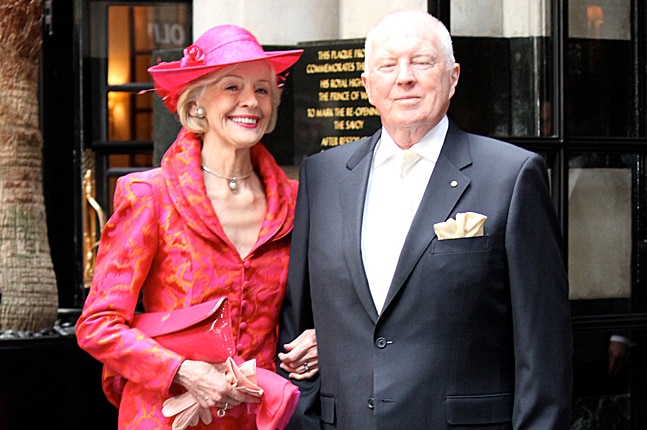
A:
[76,128,297,429]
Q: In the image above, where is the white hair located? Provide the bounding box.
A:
[363,9,456,75]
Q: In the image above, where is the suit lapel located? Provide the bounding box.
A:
[340,131,381,323]
[383,123,473,311]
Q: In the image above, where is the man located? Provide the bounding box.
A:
[278,9,572,429]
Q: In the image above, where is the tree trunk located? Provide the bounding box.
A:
[0,0,58,331]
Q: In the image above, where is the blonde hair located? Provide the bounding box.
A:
[176,63,282,137]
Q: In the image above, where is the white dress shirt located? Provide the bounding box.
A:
[361,116,448,313]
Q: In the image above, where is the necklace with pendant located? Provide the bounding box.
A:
[202,165,254,191]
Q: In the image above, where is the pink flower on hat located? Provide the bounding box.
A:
[181,45,205,67]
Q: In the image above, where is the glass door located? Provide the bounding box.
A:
[447,0,647,428]
[77,0,191,295]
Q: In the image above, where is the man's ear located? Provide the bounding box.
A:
[449,63,460,98]
[361,72,374,106]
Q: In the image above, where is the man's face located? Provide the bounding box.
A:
[361,21,460,136]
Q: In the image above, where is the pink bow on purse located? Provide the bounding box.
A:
[162,357,264,429]
[162,356,301,430]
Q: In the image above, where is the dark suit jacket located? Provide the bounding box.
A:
[278,122,573,429]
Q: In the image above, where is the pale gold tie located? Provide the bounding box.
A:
[400,149,421,178]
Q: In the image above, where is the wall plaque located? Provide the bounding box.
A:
[293,40,381,163]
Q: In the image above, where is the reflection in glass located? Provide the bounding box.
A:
[105,4,189,142]
[566,0,633,137]
[448,0,553,137]
[572,329,632,429]
[568,153,635,300]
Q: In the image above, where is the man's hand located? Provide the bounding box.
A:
[278,329,318,380]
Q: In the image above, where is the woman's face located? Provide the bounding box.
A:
[198,60,274,149]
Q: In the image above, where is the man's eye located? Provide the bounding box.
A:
[377,63,396,71]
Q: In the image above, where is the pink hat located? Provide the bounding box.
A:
[148,25,303,113]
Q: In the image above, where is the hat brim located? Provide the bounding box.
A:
[148,49,303,99]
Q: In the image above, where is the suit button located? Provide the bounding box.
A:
[375,337,387,348]
[367,398,375,409]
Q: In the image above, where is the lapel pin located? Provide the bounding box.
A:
[450,180,458,187]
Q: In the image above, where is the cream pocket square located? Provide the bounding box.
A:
[433,212,487,240]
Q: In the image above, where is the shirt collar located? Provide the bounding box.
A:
[373,116,449,169]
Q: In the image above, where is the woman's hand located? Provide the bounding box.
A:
[173,360,261,410]
[278,329,318,380]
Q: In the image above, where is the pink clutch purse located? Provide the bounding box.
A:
[101,297,235,407]
[131,297,235,362]
[162,357,300,430]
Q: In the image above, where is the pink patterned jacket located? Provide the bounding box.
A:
[76,128,297,429]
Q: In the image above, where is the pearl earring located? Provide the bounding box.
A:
[195,106,206,118]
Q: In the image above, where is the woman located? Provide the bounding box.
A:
[76,25,317,429]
